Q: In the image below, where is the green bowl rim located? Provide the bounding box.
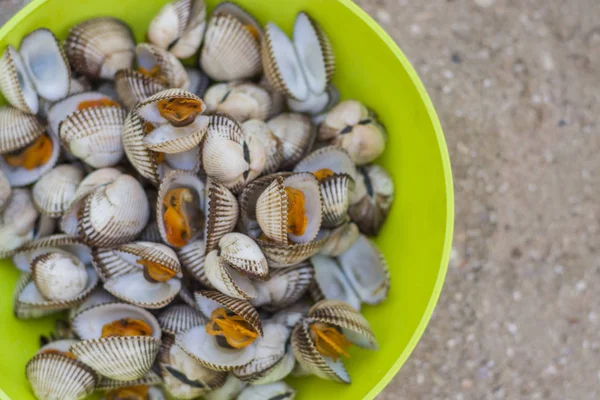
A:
[0,0,454,399]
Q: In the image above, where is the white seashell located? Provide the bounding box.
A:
[186,67,210,97]
[204,82,272,122]
[177,239,213,287]
[319,222,359,257]
[136,43,190,89]
[0,106,44,154]
[0,45,38,113]
[251,263,313,311]
[348,164,394,235]
[31,251,88,301]
[218,233,268,279]
[204,374,246,400]
[0,189,38,258]
[256,229,329,268]
[143,114,209,154]
[309,254,361,311]
[194,290,262,335]
[69,287,117,321]
[158,304,207,335]
[96,370,162,390]
[242,119,282,176]
[266,113,315,169]
[204,250,257,300]
[12,234,91,273]
[0,168,10,211]
[115,69,168,110]
[122,106,161,185]
[47,91,115,136]
[65,17,135,80]
[319,173,354,228]
[72,167,123,203]
[32,164,84,217]
[287,89,330,115]
[237,382,296,400]
[249,347,296,385]
[204,178,239,252]
[104,270,182,309]
[200,2,262,81]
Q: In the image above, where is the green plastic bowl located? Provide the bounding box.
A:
[0,0,453,399]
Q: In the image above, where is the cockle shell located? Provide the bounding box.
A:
[204,248,258,300]
[148,0,207,59]
[176,239,214,287]
[237,382,296,400]
[115,68,168,110]
[69,287,117,321]
[256,231,329,268]
[31,251,89,301]
[0,168,10,211]
[123,105,161,185]
[0,106,44,154]
[32,164,84,217]
[348,164,394,236]
[251,262,314,311]
[242,119,283,176]
[12,234,91,273]
[319,173,354,228]
[158,304,207,336]
[0,188,38,258]
[65,17,135,80]
[58,104,127,168]
[204,82,272,123]
[136,43,190,89]
[200,2,262,81]
[267,113,315,169]
[204,177,239,252]
[47,91,115,136]
[78,174,150,247]
[26,340,97,400]
[309,254,361,311]
[96,370,162,390]
[71,167,124,205]
[319,222,359,257]
[204,374,246,400]
[0,45,38,113]
[70,302,162,381]
[20,28,71,102]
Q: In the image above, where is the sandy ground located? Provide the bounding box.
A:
[2,0,599,399]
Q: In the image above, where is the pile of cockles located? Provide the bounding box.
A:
[0,1,394,399]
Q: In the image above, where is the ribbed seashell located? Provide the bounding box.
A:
[218,233,269,278]
[68,287,117,321]
[237,382,296,400]
[0,106,44,153]
[32,164,84,217]
[91,247,138,282]
[319,222,359,257]
[348,164,394,236]
[103,270,181,309]
[270,300,311,329]
[78,174,150,247]
[204,178,239,252]
[0,131,61,187]
[319,173,354,228]
[242,119,283,175]
[31,251,88,301]
[115,68,168,109]
[248,347,296,385]
[97,370,162,390]
[256,232,329,268]
[176,239,213,287]
[186,67,210,97]
[232,323,289,382]
[204,249,257,300]
[204,374,246,400]
[158,304,207,335]
[0,168,10,211]
[309,254,361,311]
[20,28,71,102]
[199,2,262,81]
[70,302,162,380]
[251,262,314,311]
[47,91,115,136]
[0,188,38,258]
[156,170,206,248]
[337,234,390,305]
[136,43,190,89]
[123,106,160,185]
[137,220,163,242]
[148,0,207,59]
[295,12,335,89]
[195,290,262,335]
[259,75,286,119]
[26,341,97,400]
[286,89,330,115]
[204,82,272,123]
[65,17,135,80]
[0,46,38,113]
[267,113,315,169]
[13,234,91,273]
[13,268,98,319]
[58,105,127,168]
[72,167,124,205]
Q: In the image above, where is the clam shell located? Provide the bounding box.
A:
[31,251,88,301]
[317,99,367,140]
[348,164,394,236]
[26,352,97,400]
[69,287,117,321]
[91,247,139,282]
[13,234,91,273]
[337,235,390,305]
[309,254,361,311]
[267,113,315,169]
[270,301,312,329]
[0,188,38,258]
[97,370,162,390]
[307,299,378,349]
[78,174,150,247]
[237,382,296,400]
[156,170,206,248]
[204,249,257,300]
[119,241,182,275]
[47,91,114,136]
[291,321,350,383]
[251,262,314,311]
[248,347,296,385]
[204,82,272,122]
[143,115,209,154]
[0,131,61,187]
[200,3,262,81]
[104,271,182,309]
[194,290,262,335]
[186,67,210,97]
[32,164,84,217]
[319,173,354,228]
[123,107,160,185]
[115,69,168,110]
[218,233,268,279]
[0,106,44,153]
[0,168,10,211]
[319,222,359,257]
[136,43,190,89]
[158,304,207,335]
[254,177,287,245]
[0,46,38,113]
[20,28,71,102]
[148,0,207,59]
[204,178,239,252]
[176,239,213,287]
[13,273,57,319]
[65,17,135,80]
[242,119,283,175]
[204,375,246,400]
[58,105,126,168]
[256,232,328,268]
[137,220,163,242]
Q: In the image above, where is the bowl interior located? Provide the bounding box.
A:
[0,0,453,399]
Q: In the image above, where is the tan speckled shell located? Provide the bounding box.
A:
[200,4,262,81]
[32,164,84,217]
[26,353,97,400]
[195,290,262,335]
[0,46,38,113]
[319,173,354,228]
[115,69,168,110]
[158,304,207,335]
[204,178,239,253]
[0,106,44,153]
[70,335,161,381]
[65,17,135,80]
[136,43,190,89]
[176,239,213,287]
[255,177,288,245]
[267,113,315,169]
